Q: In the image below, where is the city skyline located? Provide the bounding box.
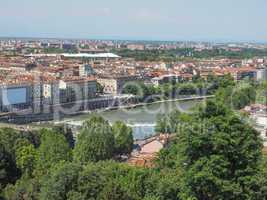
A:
[1,0,267,42]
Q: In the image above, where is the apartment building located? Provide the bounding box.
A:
[97,75,139,95]
[0,76,97,114]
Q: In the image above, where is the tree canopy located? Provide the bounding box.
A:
[158,101,264,200]
[73,116,115,163]
[37,129,72,173]
[112,121,134,156]
[0,91,266,200]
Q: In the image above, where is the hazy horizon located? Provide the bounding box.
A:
[1,35,267,44]
[1,0,267,43]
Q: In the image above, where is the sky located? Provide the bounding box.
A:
[0,0,267,42]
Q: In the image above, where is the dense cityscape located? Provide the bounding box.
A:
[1,0,267,199]
[0,38,266,117]
[0,37,266,200]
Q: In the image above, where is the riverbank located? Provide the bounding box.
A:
[108,95,214,109]
[57,96,212,140]
[71,95,214,115]
[0,95,213,138]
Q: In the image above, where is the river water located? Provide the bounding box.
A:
[63,99,202,139]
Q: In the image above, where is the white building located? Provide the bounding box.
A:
[256,68,267,81]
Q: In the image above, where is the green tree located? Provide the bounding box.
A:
[75,163,106,200]
[144,170,181,200]
[217,74,235,88]
[0,128,22,159]
[97,161,149,200]
[156,139,180,169]
[175,101,263,200]
[215,81,256,110]
[39,162,82,200]
[112,121,133,156]
[99,180,134,200]
[155,110,181,134]
[155,115,173,133]
[73,116,115,163]
[52,125,75,148]
[231,83,256,109]
[15,144,37,177]
[0,144,18,192]
[37,129,72,172]
[3,176,40,200]
[0,128,37,195]
[256,81,267,105]
[14,138,31,153]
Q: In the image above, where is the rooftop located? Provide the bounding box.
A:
[25,53,120,58]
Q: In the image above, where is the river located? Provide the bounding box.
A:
[62,99,203,139]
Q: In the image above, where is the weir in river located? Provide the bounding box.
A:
[62,98,205,139]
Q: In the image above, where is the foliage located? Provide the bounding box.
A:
[155,110,182,133]
[112,121,134,156]
[0,128,23,159]
[3,176,40,200]
[39,162,82,200]
[1,76,267,200]
[96,82,104,94]
[37,129,72,173]
[73,116,115,163]
[123,75,234,104]
[112,48,267,62]
[215,81,256,110]
[0,144,18,191]
[256,81,267,105]
[159,101,264,199]
[15,144,37,177]
[122,81,158,102]
[51,125,75,148]
[39,161,151,200]
[43,47,78,54]
[156,139,180,169]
